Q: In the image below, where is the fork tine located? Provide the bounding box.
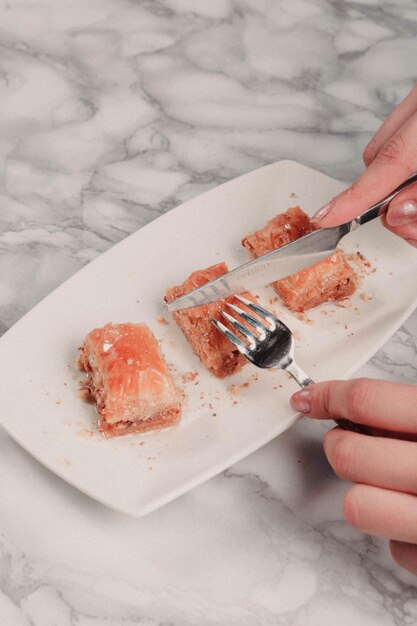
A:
[210,318,250,356]
[220,310,258,349]
[226,302,268,340]
[235,295,278,330]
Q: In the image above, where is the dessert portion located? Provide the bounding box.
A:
[165,262,250,378]
[242,206,357,312]
[77,323,181,437]
[275,249,357,312]
[242,206,316,257]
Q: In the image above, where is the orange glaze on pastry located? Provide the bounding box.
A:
[276,249,357,312]
[242,206,316,257]
[78,323,181,437]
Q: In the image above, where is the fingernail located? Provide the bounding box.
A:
[311,202,333,222]
[290,390,311,414]
[387,200,417,226]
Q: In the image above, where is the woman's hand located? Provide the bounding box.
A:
[312,84,417,247]
[290,378,417,576]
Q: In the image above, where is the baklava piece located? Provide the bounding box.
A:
[242,206,357,312]
[77,323,181,437]
[242,206,316,257]
[275,249,357,312]
[165,262,250,378]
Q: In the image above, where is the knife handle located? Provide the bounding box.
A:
[354,172,417,227]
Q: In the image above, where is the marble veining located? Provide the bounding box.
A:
[1,0,417,624]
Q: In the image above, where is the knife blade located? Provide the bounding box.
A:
[166,224,351,311]
[166,173,417,312]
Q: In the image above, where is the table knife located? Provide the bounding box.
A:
[167,173,417,312]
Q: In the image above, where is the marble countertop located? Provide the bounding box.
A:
[1,1,417,623]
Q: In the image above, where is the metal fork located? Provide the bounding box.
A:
[211,295,372,435]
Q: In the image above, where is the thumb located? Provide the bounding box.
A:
[383,190,417,247]
[386,199,417,227]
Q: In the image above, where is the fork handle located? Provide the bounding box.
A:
[285,361,314,387]
[285,362,373,436]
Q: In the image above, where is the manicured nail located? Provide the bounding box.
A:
[311,202,333,222]
[290,390,311,414]
[386,200,417,226]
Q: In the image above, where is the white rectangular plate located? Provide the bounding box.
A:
[1,160,416,516]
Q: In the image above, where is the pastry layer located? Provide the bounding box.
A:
[78,323,181,437]
[165,263,249,378]
[275,249,357,312]
[242,206,316,258]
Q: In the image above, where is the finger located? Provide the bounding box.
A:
[312,111,417,226]
[323,428,417,494]
[290,378,417,433]
[344,484,417,543]
[390,540,417,576]
[363,85,417,167]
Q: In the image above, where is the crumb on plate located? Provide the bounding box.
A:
[182,371,198,383]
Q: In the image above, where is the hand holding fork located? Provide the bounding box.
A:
[211,296,372,435]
